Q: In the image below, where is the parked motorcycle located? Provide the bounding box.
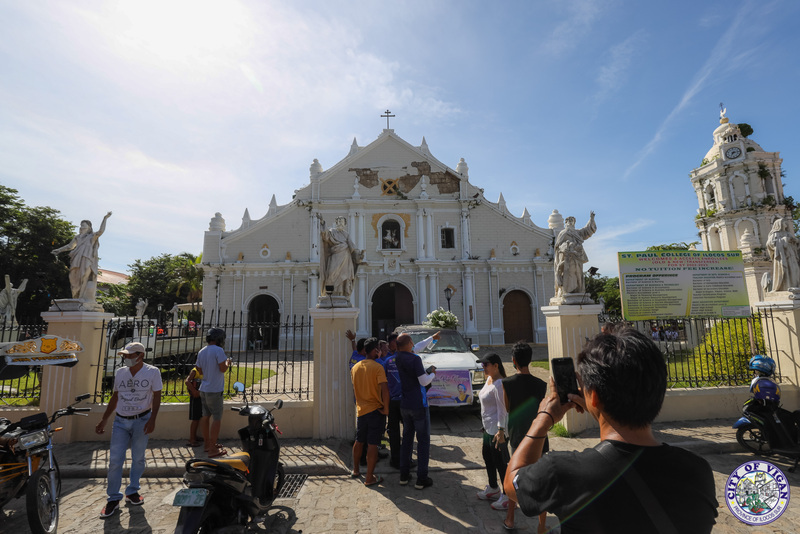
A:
[733,355,800,472]
[0,393,91,534]
[174,382,285,533]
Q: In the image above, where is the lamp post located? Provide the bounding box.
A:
[443,287,453,312]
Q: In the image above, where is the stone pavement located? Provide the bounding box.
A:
[2,413,800,533]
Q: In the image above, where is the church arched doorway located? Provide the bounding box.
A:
[503,290,533,343]
[371,282,414,339]
[248,294,280,350]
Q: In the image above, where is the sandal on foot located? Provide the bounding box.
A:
[350,472,361,479]
[364,475,384,487]
[502,520,515,530]
[208,448,228,458]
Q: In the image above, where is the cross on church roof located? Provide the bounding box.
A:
[381,109,395,129]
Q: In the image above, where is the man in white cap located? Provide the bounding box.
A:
[95,341,162,518]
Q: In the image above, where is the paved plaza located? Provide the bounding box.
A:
[1,409,799,533]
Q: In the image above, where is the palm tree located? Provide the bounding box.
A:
[168,253,203,320]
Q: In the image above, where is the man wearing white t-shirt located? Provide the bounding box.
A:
[95,341,162,518]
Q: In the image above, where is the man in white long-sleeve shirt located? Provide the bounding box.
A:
[395,333,436,489]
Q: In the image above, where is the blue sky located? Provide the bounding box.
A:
[2,0,799,280]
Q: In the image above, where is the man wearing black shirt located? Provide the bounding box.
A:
[396,333,436,490]
[505,328,718,533]
[502,341,548,531]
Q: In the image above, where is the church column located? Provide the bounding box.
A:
[428,272,439,312]
[461,208,470,260]
[310,212,320,262]
[417,271,428,322]
[728,178,737,209]
[357,212,365,250]
[348,211,356,243]
[357,272,368,335]
[426,210,435,260]
[464,267,477,335]
[309,272,319,310]
[416,209,425,259]
[744,177,752,206]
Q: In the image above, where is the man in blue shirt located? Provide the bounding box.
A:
[381,343,402,468]
[395,333,436,489]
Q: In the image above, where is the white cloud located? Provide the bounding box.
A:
[543,0,608,56]
[594,30,646,103]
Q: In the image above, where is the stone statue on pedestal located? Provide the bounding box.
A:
[766,217,800,293]
[51,211,112,309]
[0,275,28,324]
[135,298,148,318]
[553,211,597,304]
[317,214,363,305]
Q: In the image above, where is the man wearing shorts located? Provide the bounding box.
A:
[195,328,231,458]
[350,337,390,486]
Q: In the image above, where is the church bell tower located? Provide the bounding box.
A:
[689,107,791,303]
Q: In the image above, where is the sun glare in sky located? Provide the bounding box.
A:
[110,0,250,64]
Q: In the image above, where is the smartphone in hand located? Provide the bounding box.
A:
[551,357,579,404]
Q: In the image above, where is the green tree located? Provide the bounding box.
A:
[738,123,754,138]
[583,272,622,317]
[600,277,621,316]
[98,282,132,316]
[692,317,764,386]
[127,254,183,318]
[646,242,699,251]
[127,253,204,322]
[167,253,203,320]
[0,186,74,322]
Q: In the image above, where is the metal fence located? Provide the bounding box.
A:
[606,311,776,388]
[95,312,313,403]
[0,320,48,405]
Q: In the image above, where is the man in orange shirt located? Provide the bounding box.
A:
[350,337,390,486]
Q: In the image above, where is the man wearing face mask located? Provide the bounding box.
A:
[95,342,162,518]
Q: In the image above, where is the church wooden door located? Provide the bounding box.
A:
[371,282,414,339]
[503,290,533,343]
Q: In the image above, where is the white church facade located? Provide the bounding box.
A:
[201,128,566,347]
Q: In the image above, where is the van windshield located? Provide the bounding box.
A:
[407,331,470,353]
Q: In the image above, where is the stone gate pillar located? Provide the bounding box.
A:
[40,309,113,443]
[541,304,602,433]
[308,307,358,439]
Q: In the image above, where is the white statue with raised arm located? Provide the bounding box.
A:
[553,211,597,302]
[52,211,112,304]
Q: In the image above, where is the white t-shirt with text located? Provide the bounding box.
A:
[113,363,163,416]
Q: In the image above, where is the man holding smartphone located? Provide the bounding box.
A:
[504,328,718,533]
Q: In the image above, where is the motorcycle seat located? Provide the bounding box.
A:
[194,451,251,473]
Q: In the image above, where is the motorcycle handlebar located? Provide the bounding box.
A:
[72,407,91,413]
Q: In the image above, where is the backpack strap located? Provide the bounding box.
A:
[595,441,679,534]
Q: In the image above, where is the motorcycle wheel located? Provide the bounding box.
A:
[25,469,58,534]
[175,503,222,534]
[737,424,773,455]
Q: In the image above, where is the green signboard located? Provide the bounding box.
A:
[618,251,750,320]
